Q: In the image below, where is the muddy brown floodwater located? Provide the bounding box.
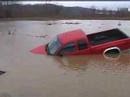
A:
[0,20,130,97]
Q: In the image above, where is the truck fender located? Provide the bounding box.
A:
[103,47,121,60]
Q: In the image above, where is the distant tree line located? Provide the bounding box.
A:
[0,3,130,19]
[1,0,130,1]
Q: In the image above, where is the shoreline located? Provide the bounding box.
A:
[0,17,130,21]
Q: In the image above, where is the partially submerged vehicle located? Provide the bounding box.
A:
[31,28,130,56]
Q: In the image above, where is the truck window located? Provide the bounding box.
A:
[60,43,76,55]
[78,40,88,50]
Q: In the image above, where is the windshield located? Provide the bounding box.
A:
[47,36,61,55]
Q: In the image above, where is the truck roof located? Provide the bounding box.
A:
[58,29,86,45]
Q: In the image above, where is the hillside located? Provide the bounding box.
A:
[0,4,130,20]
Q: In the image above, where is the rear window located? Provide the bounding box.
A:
[78,40,88,50]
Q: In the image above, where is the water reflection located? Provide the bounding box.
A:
[54,51,130,72]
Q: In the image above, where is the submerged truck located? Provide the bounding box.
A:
[31,28,130,56]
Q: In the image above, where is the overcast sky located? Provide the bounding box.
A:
[3,1,130,10]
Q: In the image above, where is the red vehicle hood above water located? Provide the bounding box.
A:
[30,45,47,55]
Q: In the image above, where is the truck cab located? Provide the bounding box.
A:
[46,29,91,56]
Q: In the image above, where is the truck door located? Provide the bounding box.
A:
[58,42,77,56]
[58,40,91,55]
[75,40,91,55]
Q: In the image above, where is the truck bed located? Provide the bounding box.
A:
[87,28,129,45]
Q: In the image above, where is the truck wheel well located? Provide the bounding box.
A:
[103,47,121,58]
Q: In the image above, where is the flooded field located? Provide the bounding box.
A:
[0,20,130,97]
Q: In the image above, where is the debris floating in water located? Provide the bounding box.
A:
[34,35,48,38]
[26,34,49,38]
[0,71,6,75]
[118,22,121,26]
[62,22,80,24]
[47,22,57,25]
[8,29,16,35]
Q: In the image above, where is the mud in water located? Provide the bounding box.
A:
[0,20,130,97]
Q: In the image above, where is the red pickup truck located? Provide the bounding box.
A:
[31,28,130,56]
